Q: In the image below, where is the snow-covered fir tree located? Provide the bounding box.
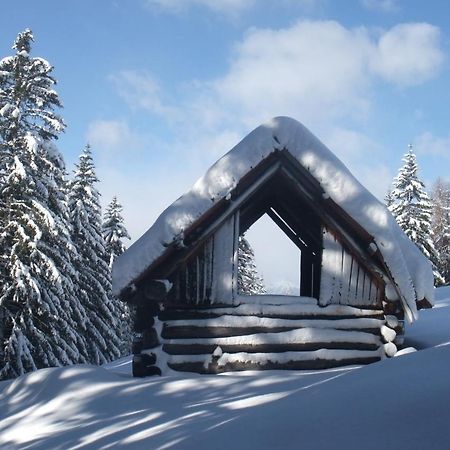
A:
[69,145,126,363]
[0,30,88,379]
[102,196,130,269]
[388,145,443,284]
[238,234,266,294]
[384,190,394,209]
[102,196,132,352]
[431,179,450,284]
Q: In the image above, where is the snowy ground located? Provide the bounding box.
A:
[1,288,450,450]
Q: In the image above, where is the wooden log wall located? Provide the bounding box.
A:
[161,303,389,374]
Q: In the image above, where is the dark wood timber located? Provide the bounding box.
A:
[416,298,433,310]
[142,328,159,349]
[168,356,382,374]
[161,325,382,339]
[159,309,385,321]
[383,301,402,316]
[163,341,380,355]
[132,354,161,377]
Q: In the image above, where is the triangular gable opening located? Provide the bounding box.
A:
[238,171,322,299]
[239,213,300,296]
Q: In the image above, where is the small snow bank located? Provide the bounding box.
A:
[404,285,450,349]
[434,285,450,304]
[112,117,433,322]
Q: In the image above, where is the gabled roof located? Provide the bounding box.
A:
[112,117,434,321]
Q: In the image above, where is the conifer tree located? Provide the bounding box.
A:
[102,196,132,353]
[431,179,450,284]
[238,234,266,295]
[384,190,394,209]
[0,29,87,378]
[388,145,443,284]
[102,196,130,269]
[69,145,124,363]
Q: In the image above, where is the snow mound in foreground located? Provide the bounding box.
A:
[0,346,449,449]
[113,117,433,321]
[1,288,449,450]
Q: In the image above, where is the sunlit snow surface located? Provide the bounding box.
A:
[1,287,450,450]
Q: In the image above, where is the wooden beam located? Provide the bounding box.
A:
[163,341,380,355]
[168,356,382,374]
[161,325,382,340]
[266,207,309,252]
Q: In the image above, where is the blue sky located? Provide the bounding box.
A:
[1,0,450,287]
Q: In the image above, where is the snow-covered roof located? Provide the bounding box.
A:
[112,117,434,321]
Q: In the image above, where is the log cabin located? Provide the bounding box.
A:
[112,117,434,377]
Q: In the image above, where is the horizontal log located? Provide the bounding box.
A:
[161,325,382,340]
[160,303,385,321]
[384,342,397,357]
[163,341,381,355]
[168,356,382,374]
[159,310,385,321]
[142,328,159,349]
[381,325,396,343]
[132,353,160,377]
[384,315,399,328]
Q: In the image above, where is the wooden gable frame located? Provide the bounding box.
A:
[128,149,391,309]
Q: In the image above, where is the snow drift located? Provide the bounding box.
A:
[1,288,449,450]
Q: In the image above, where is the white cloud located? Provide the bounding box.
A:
[109,71,178,119]
[111,20,444,134]
[103,19,444,242]
[145,0,254,15]
[414,131,450,158]
[361,0,399,13]
[323,127,380,163]
[211,21,373,128]
[86,119,143,154]
[177,20,443,135]
[370,23,444,86]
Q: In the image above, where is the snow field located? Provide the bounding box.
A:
[1,286,450,449]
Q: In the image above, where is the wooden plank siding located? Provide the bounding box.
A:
[320,227,383,307]
[168,214,239,306]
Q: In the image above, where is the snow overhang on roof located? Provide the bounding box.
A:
[112,116,434,322]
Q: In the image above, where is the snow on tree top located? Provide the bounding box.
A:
[112,117,434,321]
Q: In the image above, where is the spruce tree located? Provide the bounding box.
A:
[238,234,266,295]
[431,179,450,284]
[0,30,87,378]
[384,190,394,209]
[69,145,123,364]
[102,196,132,353]
[102,196,130,269]
[388,145,443,284]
